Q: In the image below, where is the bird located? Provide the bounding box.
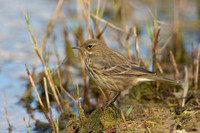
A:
[72,39,179,106]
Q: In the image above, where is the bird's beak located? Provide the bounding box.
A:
[72,46,81,50]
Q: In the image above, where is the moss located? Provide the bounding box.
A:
[59,98,78,131]
[78,101,86,122]
[79,105,127,132]
[63,119,80,132]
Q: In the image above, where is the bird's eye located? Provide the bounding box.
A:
[87,44,93,49]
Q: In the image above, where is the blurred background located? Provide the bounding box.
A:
[0,0,199,132]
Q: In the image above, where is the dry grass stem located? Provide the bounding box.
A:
[173,0,179,47]
[77,83,86,121]
[90,13,126,32]
[4,95,12,131]
[113,105,130,131]
[55,63,77,103]
[133,27,140,65]
[59,11,68,48]
[195,44,200,89]
[93,0,106,41]
[192,41,195,86]
[44,77,56,133]
[98,86,107,100]
[156,62,163,74]
[26,20,63,112]
[152,21,161,72]
[169,50,180,79]
[96,0,101,17]
[78,41,90,106]
[44,77,50,110]
[80,0,93,38]
[146,126,152,133]
[153,21,157,46]
[57,65,65,93]
[96,23,107,39]
[157,36,172,54]
[125,26,133,59]
[80,0,88,23]
[108,29,125,49]
[31,0,64,77]
[62,89,78,103]
[86,0,91,39]
[25,64,51,124]
[155,23,161,43]
[30,38,63,112]
[41,0,64,52]
[182,66,189,107]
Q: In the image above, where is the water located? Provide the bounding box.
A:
[0,0,199,132]
[0,0,63,132]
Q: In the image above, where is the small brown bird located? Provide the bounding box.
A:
[72,39,179,106]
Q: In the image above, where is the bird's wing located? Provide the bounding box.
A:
[93,57,155,76]
[103,64,156,76]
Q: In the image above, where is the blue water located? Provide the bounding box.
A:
[0,0,64,132]
[0,0,199,132]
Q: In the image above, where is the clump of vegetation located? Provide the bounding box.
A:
[13,0,200,132]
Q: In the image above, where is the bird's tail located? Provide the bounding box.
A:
[139,75,180,84]
[152,75,180,84]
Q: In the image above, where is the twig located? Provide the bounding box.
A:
[195,44,200,89]
[25,65,51,124]
[44,77,56,133]
[133,27,140,65]
[90,13,126,33]
[4,94,13,131]
[169,50,180,79]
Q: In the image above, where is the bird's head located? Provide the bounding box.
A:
[72,39,107,56]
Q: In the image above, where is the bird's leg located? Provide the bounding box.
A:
[104,92,120,107]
